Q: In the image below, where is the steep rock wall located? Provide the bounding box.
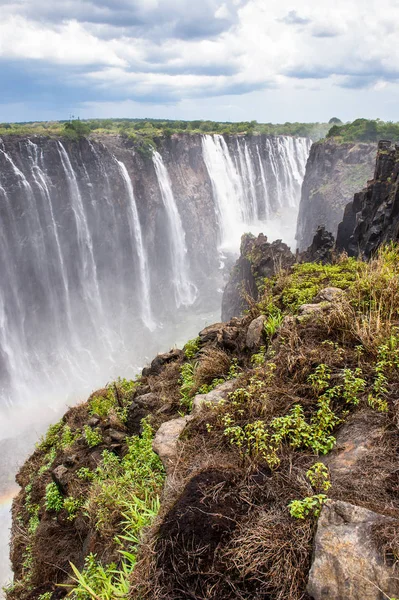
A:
[0,132,310,433]
[296,140,376,250]
[336,141,399,257]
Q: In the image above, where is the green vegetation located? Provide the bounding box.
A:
[0,117,331,141]
[83,425,103,448]
[279,258,360,312]
[326,118,399,142]
[69,420,164,598]
[44,482,64,512]
[289,494,328,519]
[183,337,201,359]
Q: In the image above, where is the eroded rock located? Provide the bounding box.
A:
[307,500,399,600]
[152,415,194,471]
[246,315,266,349]
[192,380,236,415]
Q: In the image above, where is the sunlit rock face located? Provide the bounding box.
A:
[296,139,376,251]
[0,132,310,434]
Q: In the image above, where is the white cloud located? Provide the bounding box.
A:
[0,0,399,112]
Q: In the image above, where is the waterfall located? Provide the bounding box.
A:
[0,132,312,433]
[152,151,197,308]
[256,145,270,219]
[115,159,156,331]
[57,142,105,326]
[201,134,247,252]
[202,134,311,253]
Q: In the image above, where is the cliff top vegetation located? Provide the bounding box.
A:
[326,118,399,142]
[0,117,331,141]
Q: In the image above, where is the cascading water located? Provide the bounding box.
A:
[115,159,156,330]
[202,134,311,252]
[0,132,312,590]
[152,151,197,308]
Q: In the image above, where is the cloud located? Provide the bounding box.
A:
[1,0,399,119]
[280,10,311,25]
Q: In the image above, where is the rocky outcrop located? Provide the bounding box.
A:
[299,226,335,264]
[221,233,295,321]
[336,141,399,258]
[296,140,376,251]
[307,500,399,600]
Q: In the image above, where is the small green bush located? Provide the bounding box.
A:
[45,482,64,512]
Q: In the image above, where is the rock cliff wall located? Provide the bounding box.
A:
[336,141,399,257]
[296,140,376,250]
[0,132,310,435]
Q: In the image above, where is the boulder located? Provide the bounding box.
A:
[314,287,344,303]
[307,499,399,600]
[298,302,330,316]
[192,379,236,415]
[300,226,335,264]
[51,465,69,492]
[246,315,266,349]
[142,348,184,378]
[152,415,194,471]
[127,393,160,435]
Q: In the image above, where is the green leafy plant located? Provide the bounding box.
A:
[179,362,196,410]
[45,482,64,512]
[264,311,284,339]
[289,494,328,519]
[306,463,331,492]
[183,337,200,359]
[83,425,103,448]
[64,497,84,521]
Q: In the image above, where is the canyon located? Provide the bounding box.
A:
[3,129,397,598]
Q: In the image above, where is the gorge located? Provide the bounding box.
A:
[4,128,397,598]
[0,133,311,437]
[0,131,311,589]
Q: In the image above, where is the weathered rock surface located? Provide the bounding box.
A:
[299,226,335,264]
[221,233,295,321]
[142,349,184,378]
[314,287,344,303]
[296,140,376,251]
[152,415,193,471]
[192,380,236,414]
[246,315,266,349]
[51,465,69,492]
[337,141,399,258]
[307,499,399,600]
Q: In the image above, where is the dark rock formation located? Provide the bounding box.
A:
[296,140,376,250]
[221,233,295,321]
[221,227,337,322]
[299,225,335,264]
[336,141,399,258]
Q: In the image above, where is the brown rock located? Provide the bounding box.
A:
[307,500,399,600]
[52,465,69,492]
[152,415,193,471]
[108,429,126,443]
[298,302,331,316]
[246,315,266,349]
[192,379,236,414]
[314,287,345,303]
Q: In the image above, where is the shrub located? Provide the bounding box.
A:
[83,425,103,448]
[45,482,64,512]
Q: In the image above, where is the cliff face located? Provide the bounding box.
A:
[336,141,399,258]
[0,132,310,437]
[296,140,376,251]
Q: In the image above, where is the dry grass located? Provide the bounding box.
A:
[223,508,314,600]
[193,347,232,391]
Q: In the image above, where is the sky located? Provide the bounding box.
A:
[1,0,399,124]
